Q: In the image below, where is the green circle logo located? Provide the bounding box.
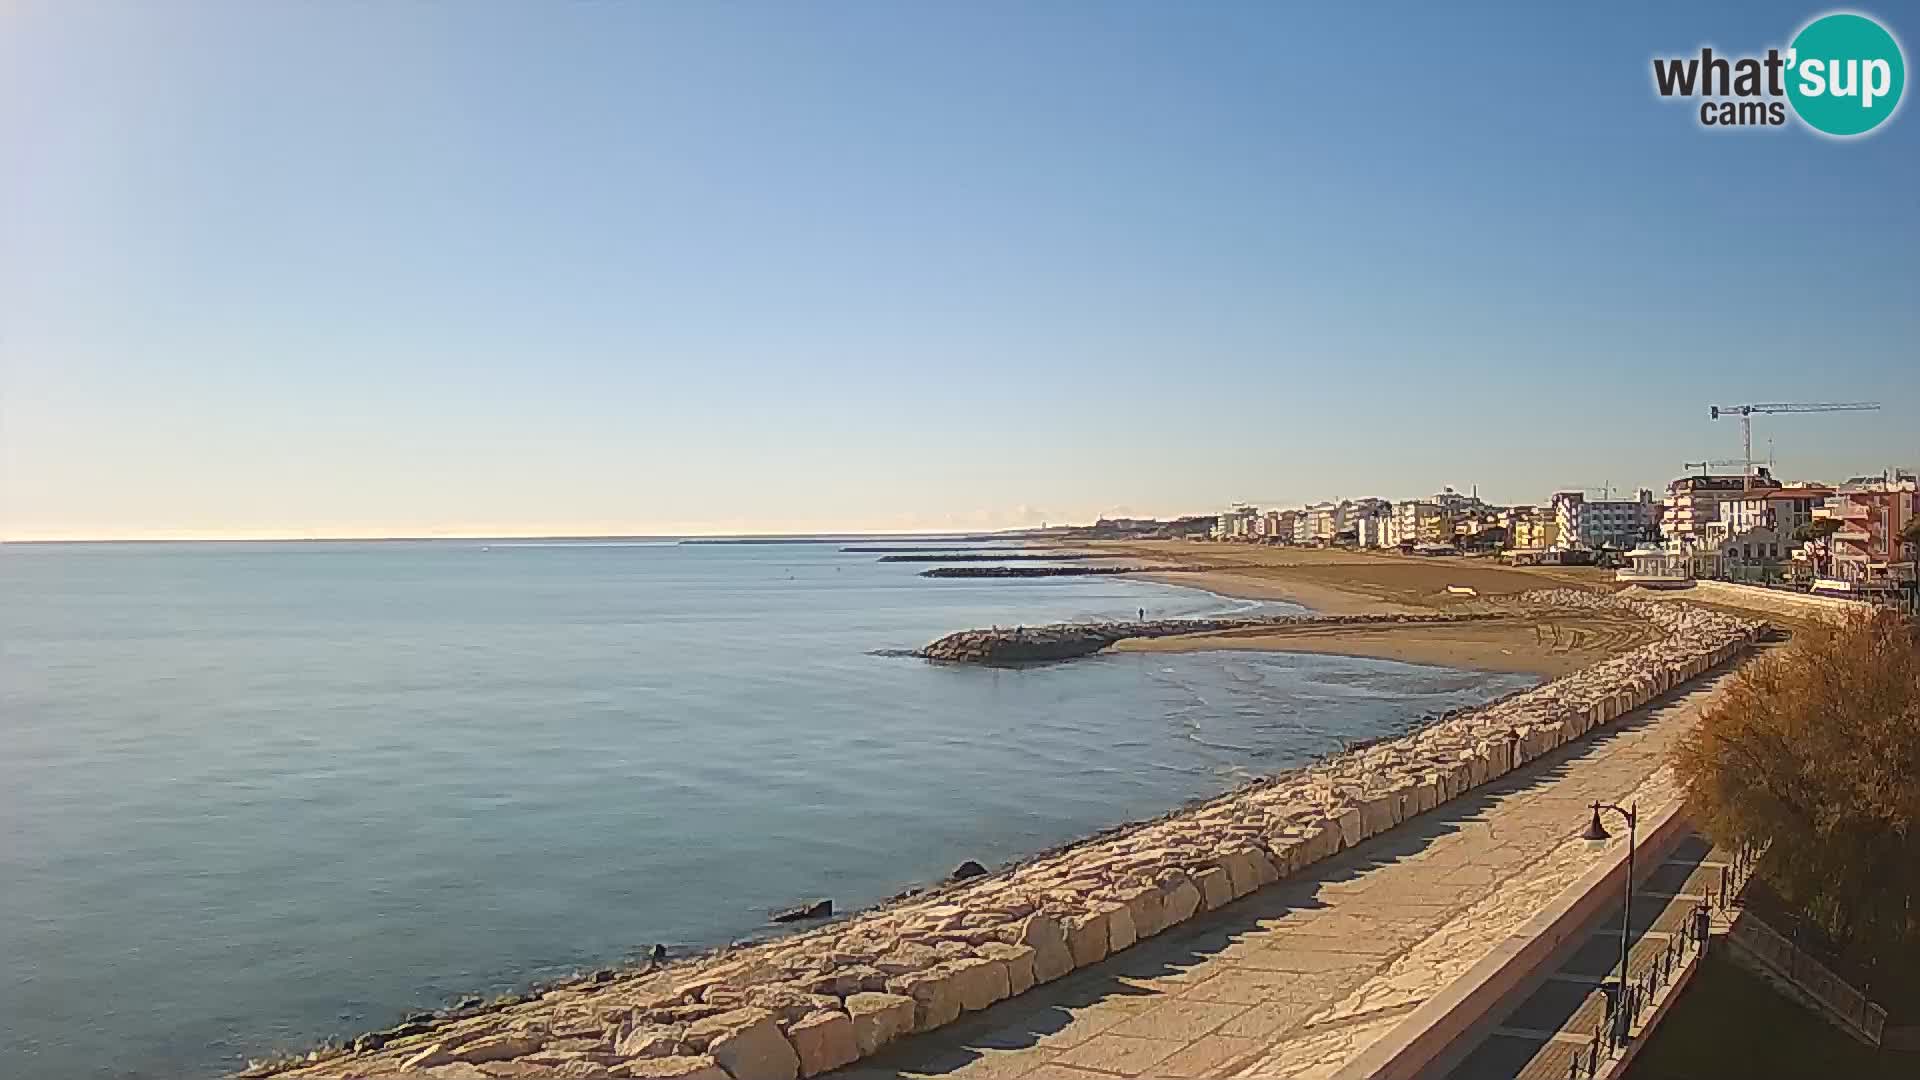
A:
[1787,12,1905,136]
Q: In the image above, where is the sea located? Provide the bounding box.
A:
[0,540,1539,1079]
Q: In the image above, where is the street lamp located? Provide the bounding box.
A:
[1583,801,1638,1045]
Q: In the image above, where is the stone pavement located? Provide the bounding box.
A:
[824,670,1740,1080]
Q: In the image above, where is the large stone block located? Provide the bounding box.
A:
[1014,913,1074,983]
[448,1034,544,1064]
[611,1055,732,1080]
[945,956,1010,1012]
[1194,866,1233,911]
[843,993,914,1057]
[1106,902,1138,953]
[1065,907,1111,969]
[1116,884,1166,939]
[617,1025,689,1059]
[1222,848,1267,898]
[976,942,1036,996]
[690,1008,800,1080]
[784,1012,858,1079]
[884,969,962,1033]
[1335,807,1365,849]
[1159,876,1202,926]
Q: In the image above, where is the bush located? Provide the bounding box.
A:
[1673,610,1920,954]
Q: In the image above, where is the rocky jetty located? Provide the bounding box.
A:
[920,612,1485,664]
[266,591,1762,1080]
[919,564,1207,579]
[878,553,1102,563]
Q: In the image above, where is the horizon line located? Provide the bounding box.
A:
[0,526,1054,545]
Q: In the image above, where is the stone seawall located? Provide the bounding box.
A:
[1647,579,1876,625]
[268,592,1763,1080]
[921,612,1491,664]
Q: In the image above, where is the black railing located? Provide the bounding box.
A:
[1564,842,1763,1078]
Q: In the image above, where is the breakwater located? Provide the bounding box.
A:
[265,591,1763,1080]
[878,553,1101,563]
[919,564,1208,579]
[921,612,1486,664]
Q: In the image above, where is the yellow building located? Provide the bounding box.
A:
[1510,512,1560,551]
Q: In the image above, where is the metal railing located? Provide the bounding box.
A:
[1564,841,1763,1079]
[1726,912,1888,1045]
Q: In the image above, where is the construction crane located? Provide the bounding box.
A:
[1708,402,1881,492]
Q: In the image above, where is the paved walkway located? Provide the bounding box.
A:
[825,668,1741,1080]
[1440,832,1728,1080]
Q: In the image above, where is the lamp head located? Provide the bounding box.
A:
[1582,806,1611,845]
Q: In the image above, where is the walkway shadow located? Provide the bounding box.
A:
[829,669,1736,1079]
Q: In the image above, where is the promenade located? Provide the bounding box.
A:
[825,671,1736,1080]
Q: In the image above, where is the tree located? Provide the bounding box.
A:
[1673,611,1920,957]
[1902,515,1920,548]
[1793,517,1844,545]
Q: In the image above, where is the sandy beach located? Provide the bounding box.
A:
[1084,541,1646,677]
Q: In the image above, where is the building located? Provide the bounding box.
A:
[1431,486,1489,520]
[1259,508,1299,542]
[1384,500,1447,547]
[1346,498,1391,548]
[1661,467,1782,551]
[1294,501,1345,545]
[1718,485,1833,536]
[1703,523,1791,582]
[1551,489,1657,550]
[1210,504,1259,540]
[1805,472,1919,587]
[1508,506,1560,552]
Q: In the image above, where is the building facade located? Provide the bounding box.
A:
[1809,473,1919,586]
[1552,489,1657,550]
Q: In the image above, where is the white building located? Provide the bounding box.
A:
[1211,504,1259,540]
[1551,489,1658,550]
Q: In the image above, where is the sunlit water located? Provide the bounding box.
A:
[0,541,1538,1079]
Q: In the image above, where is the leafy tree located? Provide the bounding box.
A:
[1673,610,1920,957]
[1901,515,1920,548]
[1793,517,1844,545]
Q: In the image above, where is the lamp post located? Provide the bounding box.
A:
[1583,801,1638,1045]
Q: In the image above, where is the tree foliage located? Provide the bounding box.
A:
[1793,517,1844,545]
[1673,610,1920,953]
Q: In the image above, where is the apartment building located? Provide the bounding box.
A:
[1809,472,1920,585]
[1508,507,1560,551]
[1718,485,1833,536]
[1385,500,1445,547]
[1661,467,1781,551]
[1551,489,1657,550]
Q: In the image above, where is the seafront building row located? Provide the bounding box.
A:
[1193,466,1919,595]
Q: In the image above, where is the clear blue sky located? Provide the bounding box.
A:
[2,1,1915,538]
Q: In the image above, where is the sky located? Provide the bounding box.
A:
[2,1,1916,540]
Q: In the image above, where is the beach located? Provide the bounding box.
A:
[1095,541,1643,677]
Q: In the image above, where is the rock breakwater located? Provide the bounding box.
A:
[921,612,1487,664]
[918,564,1215,579]
[265,591,1763,1080]
[878,553,1102,562]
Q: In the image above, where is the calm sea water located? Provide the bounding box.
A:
[0,541,1537,1079]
